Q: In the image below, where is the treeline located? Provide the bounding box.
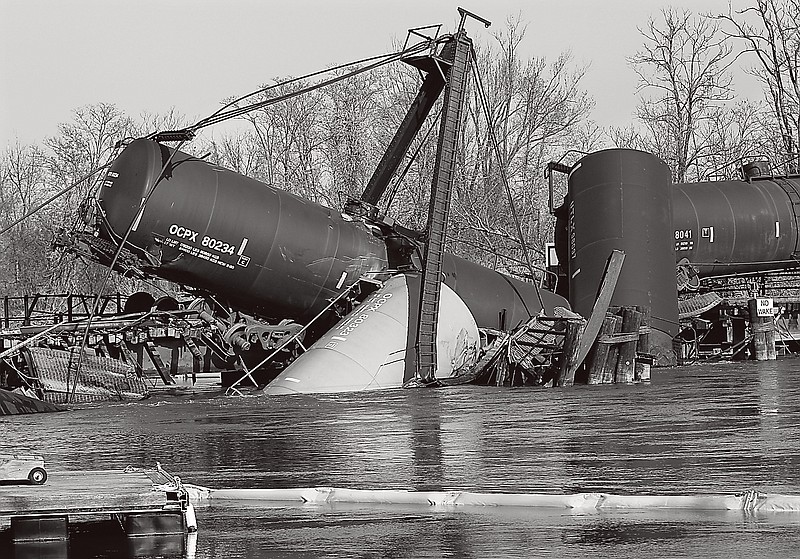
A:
[0,3,797,302]
[613,2,799,183]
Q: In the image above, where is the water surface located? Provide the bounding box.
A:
[2,360,800,557]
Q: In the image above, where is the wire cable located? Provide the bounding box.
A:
[383,113,440,212]
[205,46,430,123]
[189,40,437,131]
[0,163,111,238]
[468,45,546,314]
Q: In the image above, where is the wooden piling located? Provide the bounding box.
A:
[765,308,777,360]
[555,318,586,387]
[600,314,622,384]
[614,307,642,384]
[587,314,617,384]
[635,305,651,382]
[747,298,776,361]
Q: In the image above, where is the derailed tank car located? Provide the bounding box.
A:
[96,139,390,322]
[671,165,800,357]
[95,139,566,330]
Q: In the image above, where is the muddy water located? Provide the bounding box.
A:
[3,360,800,557]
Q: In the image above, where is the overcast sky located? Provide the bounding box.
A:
[1,0,762,148]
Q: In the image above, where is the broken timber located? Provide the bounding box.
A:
[572,249,625,372]
[0,387,63,415]
[447,308,578,387]
[448,250,655,388]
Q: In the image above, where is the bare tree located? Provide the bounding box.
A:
[694,99,775,178]
[202,130,264,177]
[41,104,137,294]
[45,103,135,229]
[0,143,53,294]
[233,81,331,204]
[451,17,593,275]
[716,0,800,173]
[629,8,734,182]
[318,70,386,202]
[134,107,189,138]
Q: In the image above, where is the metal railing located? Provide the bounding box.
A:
[1,294,125,329]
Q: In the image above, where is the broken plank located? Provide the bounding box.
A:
[571,250,625,374]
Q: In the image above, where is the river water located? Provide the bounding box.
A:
[3,359,800,558]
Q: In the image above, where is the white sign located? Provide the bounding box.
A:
[756,297,774,317]
[546,242,558,267]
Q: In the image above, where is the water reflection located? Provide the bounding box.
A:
[408,390,444,491]
[563,517,692,546]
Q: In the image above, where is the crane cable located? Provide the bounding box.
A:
[186,38,440,132]
[468,44,546,314]
[0,162,111,238]
[383,113,440,213]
